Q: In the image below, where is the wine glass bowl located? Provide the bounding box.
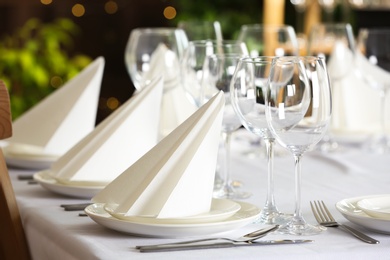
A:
[177,20,223,41]
[265,56,332,235]
[124,27,189,90]
[237,24,299,57]
[181,40,249,107]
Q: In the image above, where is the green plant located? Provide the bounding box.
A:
[0,18,92,119]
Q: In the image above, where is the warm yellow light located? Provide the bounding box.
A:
[40,0,52,5]
[72,4,85,17]
[105,1,118,14]
[50,76,63,88]
[106,97,120,110]
[163,6,176,20]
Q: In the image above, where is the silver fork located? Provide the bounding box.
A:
[310,201,379,244]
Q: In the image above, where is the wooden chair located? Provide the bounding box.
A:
[0,80,30,259]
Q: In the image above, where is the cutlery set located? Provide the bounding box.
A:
[135,201,380,252]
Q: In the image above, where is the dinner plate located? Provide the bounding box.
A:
[104,198,241,224]
[33,170,104,199]
[3,143,59,170]
[85,201,261,237]
[356,195,390,220]
[336,195,390,234]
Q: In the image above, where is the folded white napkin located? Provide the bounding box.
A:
[5,57,105,156]
[327,45,388,134]
[92,91,225,219]
[141,43,197,139]
[50,76,164,186]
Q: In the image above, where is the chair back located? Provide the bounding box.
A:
[0,80,30,259]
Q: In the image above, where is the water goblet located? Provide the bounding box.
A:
[177,20,223,41]
[265,56,332,235]
[230,56,289,224]
[124,27,188,90]
[307,23,356,152]
[355,28,390,154]
[201,53,251,199]
[181,40,249,107]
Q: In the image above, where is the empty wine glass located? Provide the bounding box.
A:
[265,56,332,235]
[307,23,356,152]
[202,53,251,199]
[181,40,249,107]
[177,20,223,41]
[355,28,390,154]
[230,56,289,224]
[124,27,188,90]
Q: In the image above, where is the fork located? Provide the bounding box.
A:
[310,201,379,244]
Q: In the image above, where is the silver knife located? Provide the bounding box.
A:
[137,239,314,252]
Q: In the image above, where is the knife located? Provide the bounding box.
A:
[137,239,314,252]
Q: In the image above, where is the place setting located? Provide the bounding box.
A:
[336,194,390,235]
[84,91,263,237]
[2,56,105,170]
[33,75,164,198]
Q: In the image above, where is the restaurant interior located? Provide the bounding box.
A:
[1,0,390,259]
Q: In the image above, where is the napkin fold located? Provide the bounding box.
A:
[327,45,388,134]
[5,56,105,156]
[50,76,164,186]
[141,43,197,139]
[92,91,225,219]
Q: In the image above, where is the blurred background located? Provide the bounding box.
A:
[1,0,389,123]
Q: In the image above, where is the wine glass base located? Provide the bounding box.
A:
[364,135,390,154]
[213,186,252,199]
[276,220,325,236]
[253,211,292,225]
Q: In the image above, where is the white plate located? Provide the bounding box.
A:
[3,143,58,170]
[104,198,241,224]
[33,170,104,199]
[85,201,261,237]
[336,195,390,234]
[357,195,390,220]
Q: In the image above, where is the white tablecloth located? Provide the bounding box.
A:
[9,130,390,259]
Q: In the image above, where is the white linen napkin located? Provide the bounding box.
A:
[140,43,197,139]
[50,76,164,186]
[92,91,224,219]
[4,56,105,156]
[327,45,388,134]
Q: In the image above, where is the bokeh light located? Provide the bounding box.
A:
[163,6,176,20]
[40,0,53,5]
[72,4,85,17]
[105,1,118,14]
[106,97,120,110]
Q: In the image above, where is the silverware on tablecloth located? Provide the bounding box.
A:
[137,239,313,252]
[310,200,380,244]
[60,203,92,211]
[136,225,279,252]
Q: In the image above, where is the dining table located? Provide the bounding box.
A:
[8,129,390,259]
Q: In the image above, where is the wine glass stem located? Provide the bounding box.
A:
[264,138,276,209]
[221,131,233,191]
[293,154,303,221]
[379,90,387,139]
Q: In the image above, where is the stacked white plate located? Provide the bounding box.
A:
[336,194,390,234]
[85,199,261,237]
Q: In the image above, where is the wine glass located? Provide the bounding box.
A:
[237,24,299,57]
[236,24,298,157]
[265,56,332,235]
[124,27,189,90]
[307,23,356,152]
[355,28,390,154]
[177,20,223,41]
[181,40,249,107]
[230,56,289,224]
[201,53,251,199]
